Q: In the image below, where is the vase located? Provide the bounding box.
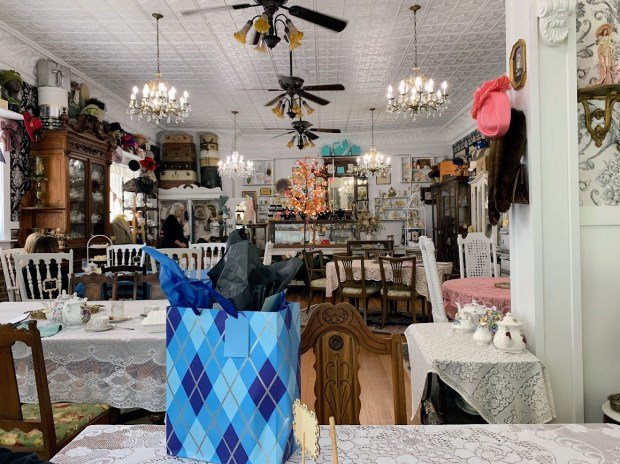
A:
[472,326,493,345]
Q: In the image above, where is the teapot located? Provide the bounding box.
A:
[493,313,527,353]
[452,311,476,333]
[46,291,70,322]
[62,294,91,327]
[456,300,486,326]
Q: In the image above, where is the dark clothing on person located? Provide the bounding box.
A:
[161,215,187,248]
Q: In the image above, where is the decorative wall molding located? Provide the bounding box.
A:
[537,0,573,45]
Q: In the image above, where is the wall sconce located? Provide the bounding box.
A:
[577,85,620,147]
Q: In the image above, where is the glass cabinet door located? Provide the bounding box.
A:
[90,163,106,236]
[68,158,86,239]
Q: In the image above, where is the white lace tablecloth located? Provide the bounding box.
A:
[0,300,169,412]
[325,260,453,299]
[51,424,620,463]
[404,323,556,424]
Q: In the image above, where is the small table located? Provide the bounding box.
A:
[442,276,511,319]
[325,260,453,300]
[50,424,620,463]
[404,323,556,424]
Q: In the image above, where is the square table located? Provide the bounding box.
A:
[405,323,556,424]
[50,424,620,463]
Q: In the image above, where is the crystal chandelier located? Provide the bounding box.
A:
[350,108,391,177]
[386,5,448,119]
[218,111,254,179]
[128,13,190,124]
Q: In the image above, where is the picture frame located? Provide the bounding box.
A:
[241,190,258,208]
[243,159,273,186]
[259,187,272,195]
[401,156,412,183]
[509,39,526,90]
[401,156,433,182]
[376,172,391,185]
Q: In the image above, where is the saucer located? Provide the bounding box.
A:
[85,325,114,332]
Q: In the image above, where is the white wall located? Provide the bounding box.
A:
[506,0,584,422]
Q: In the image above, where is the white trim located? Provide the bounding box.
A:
[580,207,620,226]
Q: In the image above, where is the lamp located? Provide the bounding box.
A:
[218,111,254,179]
[350,108,391,177]
[386,5,448,119]
[128,13,190,124]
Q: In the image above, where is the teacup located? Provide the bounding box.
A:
[90,314,110,330]
[111,301,125,319]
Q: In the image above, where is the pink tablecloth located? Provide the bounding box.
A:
[442,277,511,319]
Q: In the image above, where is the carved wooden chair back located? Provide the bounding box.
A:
[300,303,406,425]
[303,250,326,281]
[14,251,74,301]
[346,240,394,256]
[0,321,57,458]
[333,255,363,289]
[378,256,416,293]
[0,247,25,301]
[189,242,227,269]
[106,244,145,268]
[70,273,114,301]
[150,249,202,273]
[134,272,166,300]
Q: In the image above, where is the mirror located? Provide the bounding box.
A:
[330,176,355,211]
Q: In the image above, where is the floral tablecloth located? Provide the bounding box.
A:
[404,323,556,424]
[442,276,511,319]
[0,300,168,412]
[325,260,453,300]
[51,424,620,463]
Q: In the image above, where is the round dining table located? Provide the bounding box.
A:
[442,276,511,319]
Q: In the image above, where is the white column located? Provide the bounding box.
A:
[507,0,583,422]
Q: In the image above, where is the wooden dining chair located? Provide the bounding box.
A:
[302,250,327,310]
[14,252,74,301]
[0,248,25,302]
[378,256,417,327]
[133,272,166,300]
[300,302,406,425]
[333,255,380,324]
[0,321,113,460]
[70,273,114,301]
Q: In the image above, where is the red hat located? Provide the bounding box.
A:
[22,111,43,141]
[471,75,511,138]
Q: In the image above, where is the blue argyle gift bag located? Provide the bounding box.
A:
[165,301,301,464]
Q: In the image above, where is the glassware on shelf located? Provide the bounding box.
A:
[69,159,86,239]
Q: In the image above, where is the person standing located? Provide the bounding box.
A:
[161,202,188,248]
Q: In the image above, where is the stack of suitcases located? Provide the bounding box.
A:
[199,132,221,189]
[160,133,198,189]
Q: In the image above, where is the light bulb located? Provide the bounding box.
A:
[132,86,139,95]
[143,84,149,97]
[387,85,393,99]
[399,80,406,94]
[441,81,448,91]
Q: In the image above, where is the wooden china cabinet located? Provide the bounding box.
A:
[429,176,471,271]
[19,125,112,261]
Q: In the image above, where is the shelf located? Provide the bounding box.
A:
[123,207,158,211]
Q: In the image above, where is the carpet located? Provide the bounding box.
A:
[300,304,415,336]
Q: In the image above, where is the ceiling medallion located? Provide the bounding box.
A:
[128,13,190,124]
[218,111,254,179]
[350,108,391,177]
[386,4,448,120]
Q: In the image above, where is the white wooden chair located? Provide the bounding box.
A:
[106,244,146,268]
[0,248,25,302]
[14,251,74,301]
[457,232,499,278]
[263,241,274,265]
[151,248,202,273]
[189,242,227,269]
[419,236,448,323]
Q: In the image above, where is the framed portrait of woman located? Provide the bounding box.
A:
[510,39,526,90]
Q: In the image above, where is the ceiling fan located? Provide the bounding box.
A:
[264,118,341,150]
[181,1,347,52]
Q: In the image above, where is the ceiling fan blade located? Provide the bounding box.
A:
[304,131,320,141]
[181,3,255,16]
[272,131,296,139]
[265,93,287,106]
[264,127,291,130]
[287,5,348,32]
[243,88,285,91]
[310,128,342,133]
[302,84,345,91]
[298,90,329,106]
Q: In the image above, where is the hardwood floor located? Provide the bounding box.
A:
[290,288,417,425]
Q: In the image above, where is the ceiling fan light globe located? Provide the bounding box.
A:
[254,14,270,34]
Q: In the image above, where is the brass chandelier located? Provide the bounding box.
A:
[128,13,190,124]
[350,108,391,177]
[386,5,448,119]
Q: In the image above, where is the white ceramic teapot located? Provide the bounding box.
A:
[62,294,91,326]
[493,313,527,353]
[452,311,475,333]
[456,300,486,326]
